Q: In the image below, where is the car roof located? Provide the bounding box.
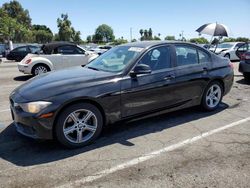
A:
[120,40,199,48]
[41,42,76,54]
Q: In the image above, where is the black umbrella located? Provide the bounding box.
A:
[196,23,230,37]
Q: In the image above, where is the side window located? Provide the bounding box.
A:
[139,46,171,71]
[57,45,77,54]
[175,46,198,66]
[14,47,27,52]
[29,46,39,53]
[75,47,85,54]
[198,50,210,63]
[234,43,244,49]
[237,43,248,51]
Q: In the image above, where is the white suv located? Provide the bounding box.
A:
[210,42,245,60]
[18,42,98,76]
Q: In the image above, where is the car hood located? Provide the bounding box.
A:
[14,67,117,101]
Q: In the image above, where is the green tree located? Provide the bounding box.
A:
[0,1,32,43]
[222,38,236,42]
[165,36,176,40]
[57,14,73,41]
[71,28,81,44]
[148,28,153,40]
[93,24,115,43]
[189,37,209,44]
[56,13,81,42]
[2,0,31,27]
[153,36,161,40]
[32,24,53,43]
[139,29,143,37]
[236,37,249,42]
[86,35,92,43]
[111,37,128,45]
[144,29,148,40]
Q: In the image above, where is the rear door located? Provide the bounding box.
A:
[121,45,177,117]
[173,44,210,104]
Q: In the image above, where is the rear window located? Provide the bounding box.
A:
[175,45,198,66]
[198,50,211,63]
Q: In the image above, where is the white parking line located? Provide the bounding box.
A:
[0,109,10,113]
[57,117,250,188]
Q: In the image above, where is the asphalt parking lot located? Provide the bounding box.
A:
[0,60,249,188]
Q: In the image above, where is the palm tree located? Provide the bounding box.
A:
[148,28,153,39]
[139,29,143,37]
[144,29,148,40]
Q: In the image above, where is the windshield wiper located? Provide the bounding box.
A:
[87,66,100,71]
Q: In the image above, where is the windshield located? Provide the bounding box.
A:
[86,46,144,72]
[217,43,234,49]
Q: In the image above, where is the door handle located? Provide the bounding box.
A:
[164,75,175,81]
[202,67,208,73]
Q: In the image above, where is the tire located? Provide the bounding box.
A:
[243,72,250,81]
[224,53,230,60]
[55,103,103,148]
[32,64,49,76]
[201,81,223,111]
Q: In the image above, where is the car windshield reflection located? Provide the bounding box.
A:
[86,46,144,73]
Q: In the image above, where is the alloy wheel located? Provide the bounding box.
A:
[63,109,98,144]
[205,84,222,108]
[34,66,48,75]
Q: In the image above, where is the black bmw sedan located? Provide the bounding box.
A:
[9,41,234,148]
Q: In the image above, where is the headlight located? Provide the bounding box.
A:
[19,101,52,114]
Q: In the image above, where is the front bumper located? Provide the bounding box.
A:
[239,61,250,73]
[9,95,56,140]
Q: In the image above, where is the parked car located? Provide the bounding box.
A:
[0,44,6,58]
[6,45,40,62]
[210,42,245,60]
[18,42,99,76]
[10,41,234,148]
[236,42,250,59]
[89,45,112,55]
[235,42,250,81]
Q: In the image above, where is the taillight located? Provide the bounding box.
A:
[241,53,250,60]
[25,59,32,64]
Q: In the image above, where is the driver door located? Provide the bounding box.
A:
[120,45,177,118]
[57,45,88,67]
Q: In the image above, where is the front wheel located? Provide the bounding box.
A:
[55,103,103,148]
[201,81,223,111]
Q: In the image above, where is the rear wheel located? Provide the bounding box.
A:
[243,72,250,81]
[201,81,223,111]
[32,64,49,76]
[55,103,103,148]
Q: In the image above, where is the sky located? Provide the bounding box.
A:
[1,0,250,41]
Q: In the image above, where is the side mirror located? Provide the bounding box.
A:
[85,51,89,56]
[130,64,152,78]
